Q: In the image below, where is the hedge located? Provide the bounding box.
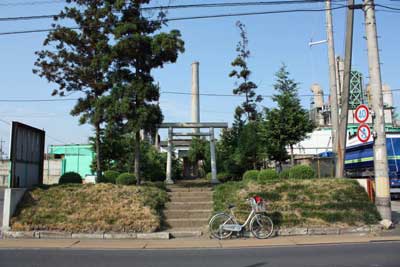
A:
[289,165,315,179]
[58,172,82,184]
[258,169,279,184]
[98,170,120,184]
[116,173,136,185]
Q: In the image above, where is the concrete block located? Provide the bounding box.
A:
[278,228,308,236]
[2,188,27,230]
[71,233,104,239]
[339,226,370,235]
[37,231,72,239]
[3,231,35,239]
[169,230,202,238]
[137,232,170,240]
[370,224,383,232]
[103,233,137,239]
[308,228,340,235]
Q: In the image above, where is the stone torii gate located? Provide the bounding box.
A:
[159,122,228,184]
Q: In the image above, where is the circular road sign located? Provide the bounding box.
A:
[357,124,371,143]
[355,104,369,124]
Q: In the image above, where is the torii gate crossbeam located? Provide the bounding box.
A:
[159,122,228,184]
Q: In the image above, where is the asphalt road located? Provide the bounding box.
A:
[0,242,399,267]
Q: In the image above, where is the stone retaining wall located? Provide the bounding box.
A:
[1,225,382,240]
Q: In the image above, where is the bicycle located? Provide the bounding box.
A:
[208,196,274,239]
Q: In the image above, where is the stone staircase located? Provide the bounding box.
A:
[165,180,213,238]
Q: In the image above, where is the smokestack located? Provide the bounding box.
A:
[310,83,324,109]
[191,62,200,133]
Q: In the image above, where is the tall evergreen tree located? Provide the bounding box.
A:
[33,0,116,179]
[229,21,262,121]
[108,0,184,184]
[264,64,314,167]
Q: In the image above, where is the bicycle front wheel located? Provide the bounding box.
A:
[250,213,274,239]
[208,213,234,240]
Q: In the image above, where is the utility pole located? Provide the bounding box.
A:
[325,0,340,177]
[364,0,391,221]
[0,138,4,160]
[337,0,355,177]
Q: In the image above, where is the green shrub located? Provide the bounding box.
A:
[116,173,136,185]
[279,168,291,179]
[206,172,212,180]
[257,169,279,183]
[217,172,233,183]
[98,170,120,184]
[289,165,315,179]
[58,172,82,184]
[243,170,259,182]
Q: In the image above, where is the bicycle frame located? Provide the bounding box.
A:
[220,208,256,232]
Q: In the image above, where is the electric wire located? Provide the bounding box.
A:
[0,88,399,102]
[0,5,349,36]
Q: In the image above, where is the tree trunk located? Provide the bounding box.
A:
[135,130,141,185]
[290,144,294,167]
[95,122,102,182]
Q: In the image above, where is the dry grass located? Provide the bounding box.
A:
[11,183,167,233]
[213,178,381,227]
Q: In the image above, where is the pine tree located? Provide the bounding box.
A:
[229,21,262,121]
[33,0,116,180]
[108,0,184,184]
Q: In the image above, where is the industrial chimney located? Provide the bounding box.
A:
[191,62,200,133]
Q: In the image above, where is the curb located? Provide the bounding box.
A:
[2,231,170,240]
[1,225,383,240]
[233,225,383,238]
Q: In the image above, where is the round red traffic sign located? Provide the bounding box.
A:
[357,124,371,143]
[354,104,369,124]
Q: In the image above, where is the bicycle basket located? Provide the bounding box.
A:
[250,196,266,213]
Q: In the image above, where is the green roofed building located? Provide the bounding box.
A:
[48,144,94,179]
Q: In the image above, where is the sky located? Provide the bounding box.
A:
[0,0,399,157]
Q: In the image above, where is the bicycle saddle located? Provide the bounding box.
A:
[228,204,236,209]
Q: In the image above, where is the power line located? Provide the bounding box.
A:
[0,2,347,22]
[0,6,350,36]
[0,117,68,144]
[0,88,399,102]
[375,3,400,11]
[0,98,78,102]
[0,0,64,6]
[0,0,342,8]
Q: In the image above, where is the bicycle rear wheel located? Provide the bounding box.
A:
[208,213,234,240]
[250,213,274,239]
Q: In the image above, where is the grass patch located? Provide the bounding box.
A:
[212,178,381,227]
[11,183,168,233]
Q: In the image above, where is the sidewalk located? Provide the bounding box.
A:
[1,234,400,250]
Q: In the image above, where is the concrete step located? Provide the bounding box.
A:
[169,229,203,238]
[168,195,212,202]
[166,218,209,228]
[167,187,213,193]
[168,191,213,197]
[166,201,213,210]
[165,209,212,219]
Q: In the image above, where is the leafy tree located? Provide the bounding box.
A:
[229,21,262,121]
[264,64,314,167]
[236,121,266,170]
[108,1,184,184]
[262,107,289,170]
[33,0,116,180]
